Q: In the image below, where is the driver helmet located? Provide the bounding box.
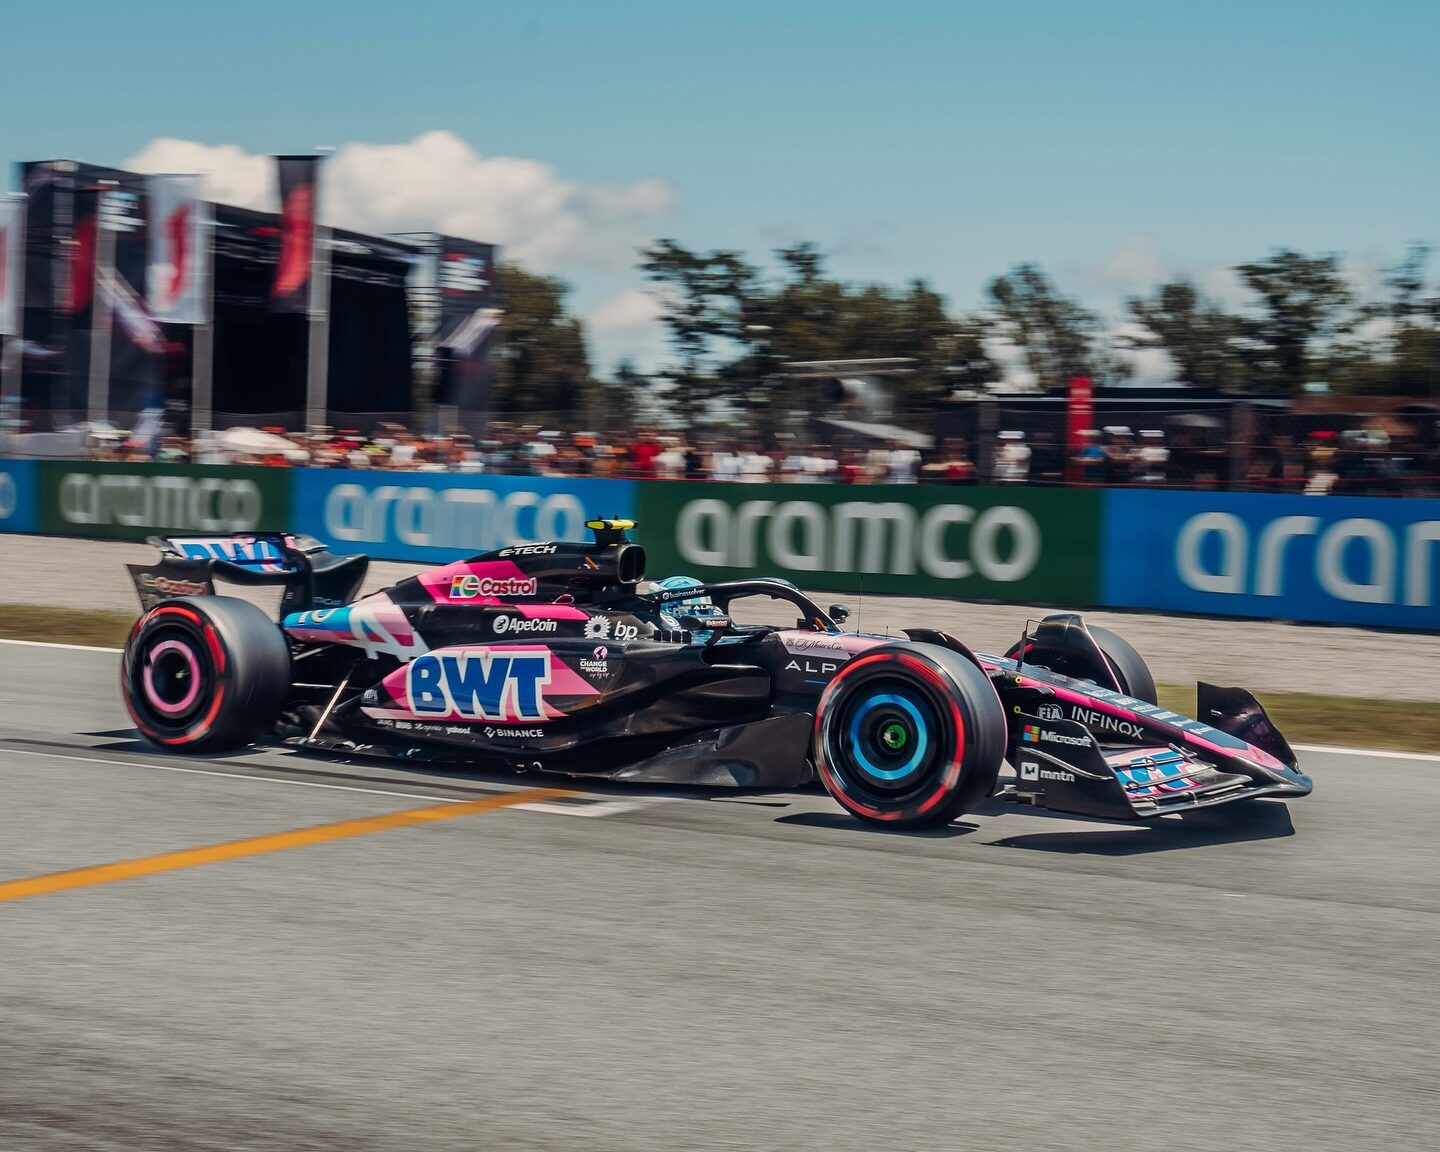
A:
[653,575,726,632]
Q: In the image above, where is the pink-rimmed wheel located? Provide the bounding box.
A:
[814,644,1006,829]
[122,596,291,751]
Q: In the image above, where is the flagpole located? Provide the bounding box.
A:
[87,181,117,424]
[191,195,215,439]
[305,223,330,434]
[0,194,27,411]
[305,148,332,435]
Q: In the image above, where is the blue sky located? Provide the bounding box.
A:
[3,0,1435,376]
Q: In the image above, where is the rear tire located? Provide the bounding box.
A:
[814,644,1006,829]
[122,596,291,752]
[1007,623,1157,705]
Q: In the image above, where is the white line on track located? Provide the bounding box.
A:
[0,637,123,654]
[4,637,1437,765]
[1292,742,1440,764]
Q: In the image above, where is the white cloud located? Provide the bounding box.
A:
[1096,236,1166,294]
[586,287,664,335]
[1195,264,1249,311]
[1109,319,1176,384]
[125,138,275,213]
[125,130,673,273]
[584,288,673,374]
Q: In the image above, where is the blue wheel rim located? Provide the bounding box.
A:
[847,691,931,784]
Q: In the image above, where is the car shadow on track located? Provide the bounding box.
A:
[773,812,979,839]
[69,731,1291,854]
[986,800,1296,856]
[74,731,767,807]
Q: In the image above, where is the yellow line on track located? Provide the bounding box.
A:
[0,786,569,905]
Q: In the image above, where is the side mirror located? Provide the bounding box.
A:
[681,613,732,646]
[828,603,852,625]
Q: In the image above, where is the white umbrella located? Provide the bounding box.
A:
[219,427,310,464]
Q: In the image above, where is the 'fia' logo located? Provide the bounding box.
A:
[407,650,550,720]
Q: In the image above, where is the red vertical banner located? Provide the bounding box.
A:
[1065,376,1095,484]
[271,156,318,313]
[66,188,101,317]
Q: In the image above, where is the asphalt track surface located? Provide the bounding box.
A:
[2,642,1437,1151]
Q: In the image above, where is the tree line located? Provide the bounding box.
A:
[487,242,1440,423]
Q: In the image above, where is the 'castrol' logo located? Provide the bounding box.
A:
[450,574,537,599]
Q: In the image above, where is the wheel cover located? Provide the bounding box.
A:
[141,638,205,718]
[821,662,962,813]
[844,690,933,786]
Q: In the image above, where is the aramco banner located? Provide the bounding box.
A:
[293,469,636,564]
[1103,489,1440,630]
[38,462,290,541]
[637,481,1102,604]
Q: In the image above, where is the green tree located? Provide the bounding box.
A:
[641,239,994,423]
[1125,279,1249,389]
[639,240,758,418]
[1233,250,1353,392]
[490,262,595,419]
[1339,244,1440,397]
[755,247,996,414]
[987,263,1116,390]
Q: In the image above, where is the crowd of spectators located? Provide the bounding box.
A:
[18,416,1440,496]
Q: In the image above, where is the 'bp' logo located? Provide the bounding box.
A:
[407,650,550,720]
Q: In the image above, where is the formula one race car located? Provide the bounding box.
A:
[120,520,1312,829]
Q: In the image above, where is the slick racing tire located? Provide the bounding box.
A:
[1006,624,1157,705]
[122,596,291,752]
[814,644,1006,829]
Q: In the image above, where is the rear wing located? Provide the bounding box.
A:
[127,533,369,618]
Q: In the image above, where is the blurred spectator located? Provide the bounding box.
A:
[1030,430,1064,485]
[18,404,1437,499]
[886,441,922,484]
[654,436,686,479]
[838,447,868,484]
[1304,431,1339,494]
[684,436,706,480]
[1071,428,1105,484]
[993,430,1030,483]
[738,441,774,483]
[1102,427,1134,485]
[1136,430,1169,485]
[922,438,976,485]
[630,427,662,477]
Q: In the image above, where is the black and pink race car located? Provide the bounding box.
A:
[120,520,1312,829]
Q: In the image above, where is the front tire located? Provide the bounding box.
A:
[814,644,1006,829]
[1007,622,1157,705]
[122,596,291,751]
